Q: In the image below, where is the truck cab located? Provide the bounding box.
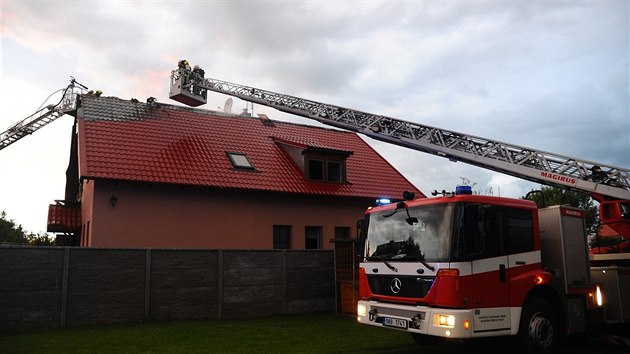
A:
[356,186,603,353]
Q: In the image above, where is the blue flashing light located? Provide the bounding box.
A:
[375,198,391,206]
[455,185,472,195]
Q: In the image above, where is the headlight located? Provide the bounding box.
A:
[435,314,455,327]
[357,303,367,317]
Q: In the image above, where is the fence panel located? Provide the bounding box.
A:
[0,247,64,329]
[285,251,335,314]
[149,249,220,321]
[65,248,146,327]
[0,247,335,330]
[221,250,284,318]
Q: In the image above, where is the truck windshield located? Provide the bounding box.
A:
[365,203,454,262]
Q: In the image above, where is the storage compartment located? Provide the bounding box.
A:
[591,266,630,323]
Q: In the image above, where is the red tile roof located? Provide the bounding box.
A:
[271,135,351,154]
[77,95,423,199]
[47,202,81,232]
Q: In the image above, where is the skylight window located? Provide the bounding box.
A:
[226,152,255,170]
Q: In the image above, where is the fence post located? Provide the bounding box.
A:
[281,250,287,314]
[217,250,223,319]
[333,248,338,316]
[144,249,151,321]
[60,247,70,327]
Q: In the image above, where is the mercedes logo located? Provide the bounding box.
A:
[390,278,402,294]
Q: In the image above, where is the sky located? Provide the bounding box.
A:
[0,0,628,234]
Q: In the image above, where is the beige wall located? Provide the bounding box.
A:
[80,180,95,247]
[81,179,371,249]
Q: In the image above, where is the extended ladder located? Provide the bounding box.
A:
[0,77,87,151]
[169,67,630,201]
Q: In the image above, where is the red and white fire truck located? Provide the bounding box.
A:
[165,65,629,352]
[166,64,630,353]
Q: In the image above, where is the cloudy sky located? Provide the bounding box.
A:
[1,1,628,234]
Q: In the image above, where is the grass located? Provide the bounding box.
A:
[0,313,420,354]
[1,313,627,354]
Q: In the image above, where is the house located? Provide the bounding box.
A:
[48,94,424,249]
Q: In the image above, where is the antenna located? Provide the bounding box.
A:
[240,101,254,117]
[459,177,476,188]
[246,101,254,116]
[223,98,233,114]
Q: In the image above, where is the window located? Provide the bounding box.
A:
[305,226,322,249]
[305,156,346,183]
[503,208,534,254]
[273,225,291,249]
[334,226,351,239]
[226,152,255,170]
[458,204,534,260]
[307,159,324,180]
[327,161,342,182]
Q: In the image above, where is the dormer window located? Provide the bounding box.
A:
[227,152,255,170]
[272,136,352,183]
[304,152,348,183]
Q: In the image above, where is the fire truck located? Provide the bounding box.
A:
[167,64,630,352]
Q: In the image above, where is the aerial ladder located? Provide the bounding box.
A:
[169,65,630,253]
[0,77,88,151]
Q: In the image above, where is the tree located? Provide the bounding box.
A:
[0,211,56,246]
[0,211,28,244]
[522,186,598,235]
[26,232,56,246]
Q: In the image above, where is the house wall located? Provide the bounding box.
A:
[83,179,371,249]
[80,179,95,246]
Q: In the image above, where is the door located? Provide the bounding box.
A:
[465,204,512,332]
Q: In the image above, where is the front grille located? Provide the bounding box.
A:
[367,275,434,298]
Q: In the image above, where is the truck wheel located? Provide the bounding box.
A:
[516,297,557,353]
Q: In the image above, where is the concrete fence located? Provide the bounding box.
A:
[0,246,335,330]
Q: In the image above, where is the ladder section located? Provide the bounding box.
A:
[0,78,87,151]
[169,68,630,200]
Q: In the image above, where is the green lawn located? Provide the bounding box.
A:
[0,313,422,354]
[1,313,627,354]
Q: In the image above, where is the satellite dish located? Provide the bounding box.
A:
[223,98,233,114]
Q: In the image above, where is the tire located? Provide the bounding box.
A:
[515,297,557,353]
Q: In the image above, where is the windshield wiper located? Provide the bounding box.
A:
[397,254,435,272]
[367,255,398,272]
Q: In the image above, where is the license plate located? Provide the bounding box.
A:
[383,317,408,329]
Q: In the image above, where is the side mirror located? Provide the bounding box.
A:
[525,190,546,208]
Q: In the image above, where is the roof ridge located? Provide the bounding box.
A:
[80,95,357,134]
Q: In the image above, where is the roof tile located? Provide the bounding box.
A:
[78,95,423,199]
